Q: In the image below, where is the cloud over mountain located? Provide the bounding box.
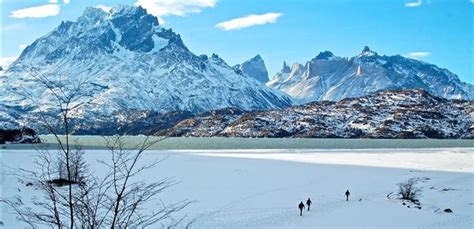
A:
[216,13,282,31]
[10,4,61,19]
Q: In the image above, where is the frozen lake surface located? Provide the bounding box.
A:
[1,146,473,228]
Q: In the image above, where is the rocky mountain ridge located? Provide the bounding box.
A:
[159,89,473,139]
[267,46,474,103]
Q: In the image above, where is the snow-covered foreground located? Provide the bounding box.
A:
[1,148,473,228]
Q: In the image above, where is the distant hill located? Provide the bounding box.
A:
[160,89,473,139]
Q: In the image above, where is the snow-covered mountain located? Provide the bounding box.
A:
[234,55,269,83]
[161,89,474,139]
[268,46,474,103]
[0,5,291,130]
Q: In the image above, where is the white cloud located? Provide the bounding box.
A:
[19,44,28,50]
[63,0,70,4]
[49,0,58,3]
[135,0,216,18]
[95,5,112,12]
[216,13,283,31]
[406,52,431,59]
[405,0,422,7]
[10,4,60,19]
[0,56,18,69]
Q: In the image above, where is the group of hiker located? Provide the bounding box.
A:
[298,190,351,216]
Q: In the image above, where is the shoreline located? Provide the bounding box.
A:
[2,136,474,150]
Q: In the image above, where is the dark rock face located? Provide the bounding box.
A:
[160,89,473,139]
[281,61,291,74]
[315,51,335,60]
[0,127,41,144]
[110,6,159,52]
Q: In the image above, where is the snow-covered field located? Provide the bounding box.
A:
[1,148,473,228]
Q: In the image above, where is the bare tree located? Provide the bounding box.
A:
[397,178,421,202]
[53,144,85,185]
[1,145,74,228]
[2,68,191,228]
[6,67,88,228]
[102,136,191,228]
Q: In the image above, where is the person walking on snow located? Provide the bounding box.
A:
[306,198,312,211]
[298,201,305,216]
[345,189,351,201]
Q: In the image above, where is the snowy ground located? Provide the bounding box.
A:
[1,148,473,228]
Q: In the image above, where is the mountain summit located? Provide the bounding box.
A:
[268,47,473,102]
[234,55,269,83]
[359,46,377,57]
[18,5,187,63]
[0,5,291,130]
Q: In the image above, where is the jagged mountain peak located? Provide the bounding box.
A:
[291,62,304,72]
[110,5,148,15]
[268,47,473,102]
[210,53,229,66]
[15,5,186,64]
[235,55,269,83]
[281,61,291,73]
[251,54,263,61]
[109,5,158,26]
[80,6,108,22]
[359,46,377,57]
[315,51,335,60]
[243,55,264,65]
[210,53,227,62]
[75,5,154,29]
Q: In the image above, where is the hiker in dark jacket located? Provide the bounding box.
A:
[345,190,351,201]
[298,201,305,216]
[306,198,312,211]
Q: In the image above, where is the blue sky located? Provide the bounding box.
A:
[1,0,472,83]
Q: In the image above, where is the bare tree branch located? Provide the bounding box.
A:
[3,68,191,228]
